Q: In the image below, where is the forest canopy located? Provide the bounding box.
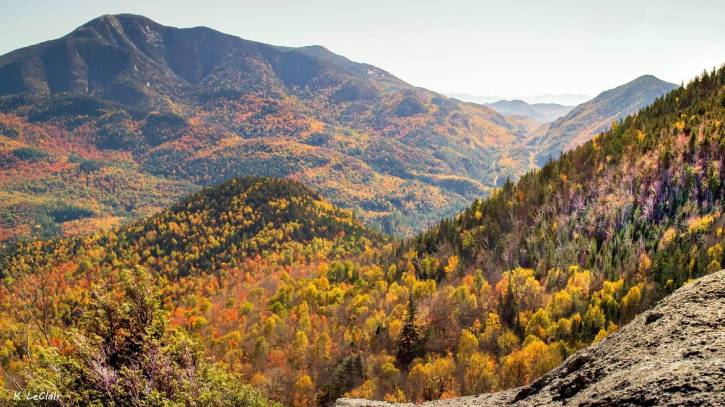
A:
[1,66,724,405]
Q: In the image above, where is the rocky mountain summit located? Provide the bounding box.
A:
[336,269,725,406]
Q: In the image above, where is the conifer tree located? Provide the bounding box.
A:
[396,293,423,368]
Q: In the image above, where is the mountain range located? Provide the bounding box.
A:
[486,100,574,123]
[447,93,592,106]
[1,17,722,404]
[0,14,535,239]
[0,15,684,242]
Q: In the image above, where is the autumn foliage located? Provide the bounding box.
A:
[1,66,724,405]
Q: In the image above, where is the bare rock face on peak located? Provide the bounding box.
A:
[336,270,725,407]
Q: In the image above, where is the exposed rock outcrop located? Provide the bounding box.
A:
[336,270,725,406]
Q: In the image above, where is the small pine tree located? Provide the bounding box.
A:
[396,294,423,368]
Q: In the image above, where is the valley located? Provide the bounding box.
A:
[0,14,532,239]
[0,15,678,241]
[0,9,723,407]
[1,20,723,402]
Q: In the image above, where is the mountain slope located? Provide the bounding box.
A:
[1,176,380,278]
[1,66,723,405]
[0,14,530,238]
[487,100,573,123]
[336,269,725,406]
[365,66,724,401]
[0,176,382,406]
[0,14,408,108]
[533,75,677,165]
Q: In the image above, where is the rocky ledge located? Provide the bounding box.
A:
[336,270,725,406]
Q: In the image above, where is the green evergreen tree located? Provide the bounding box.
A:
[396,294,423,368]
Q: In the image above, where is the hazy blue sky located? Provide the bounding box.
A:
[2,0,724,99]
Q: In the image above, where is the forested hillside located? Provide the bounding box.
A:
[0,177,378,405]
[0,14,533,239]
[1,66,723,405]
[338,270,725,406]
[533,75,677,165]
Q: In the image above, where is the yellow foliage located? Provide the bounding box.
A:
[592,328,608,343]
[388,319,403,340]
[636,130,646,142]
[403,271,417,289]
[413,279,436,300]
[706,260,721,273]
[583,304,606,333]
[601,279,624,297]
[294,330,309,349]
[496,329,520,355]
[551,316,572,340]
[251,372,268,387]
[566,268,593,300]
[383,389,406,402]
[462,352,496,394]
[659,227,677,249]
[707,243,723,261]
[497,268,544,312]
[444,255,460,275]
[407,354,457,402]
[479,312,502,351]
[687,213,718,234]
[525,308,551,340]
[638,253,652,276]
[620,285,642,319]
[457,329,479,358]
[347,379,376,399]
[548,290,573,319]
[293,374,315,407]
[500,338,562,388]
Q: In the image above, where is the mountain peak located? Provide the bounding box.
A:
[0,13,406,106]
[75,13,166,38]
[86,13,156,25]
[615,74,674,91]
[596,74,676,98]
[533,74,678,165]
[632,73,664,82]
[0,15,525,238]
